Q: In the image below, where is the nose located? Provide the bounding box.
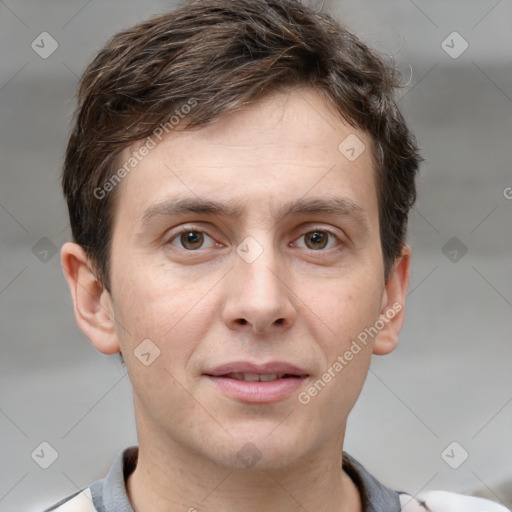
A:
[221,239,296,335]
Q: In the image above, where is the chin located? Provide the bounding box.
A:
[201,427,313,471]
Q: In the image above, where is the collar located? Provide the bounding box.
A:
[90,445,401,512]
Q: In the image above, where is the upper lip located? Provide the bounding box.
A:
[204,361,309,377]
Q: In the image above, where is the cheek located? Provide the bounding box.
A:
[112,262,215,362]
[299,279,380,422]
[300,272,384,348]
[111,265,224,437]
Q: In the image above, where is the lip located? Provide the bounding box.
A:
[203,361,309,403]
[204,361,308,376]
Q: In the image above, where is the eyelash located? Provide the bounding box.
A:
[165,225,343,252]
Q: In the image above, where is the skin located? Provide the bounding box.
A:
[61,86,410,512]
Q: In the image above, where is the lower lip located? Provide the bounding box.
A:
[204,376,307,403]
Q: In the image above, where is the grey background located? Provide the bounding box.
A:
[1,0,511,511]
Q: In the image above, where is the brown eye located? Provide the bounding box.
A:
[168,229,217,251]
[294,229,340,251]
[304,231,329,250]
[180,231,204,250]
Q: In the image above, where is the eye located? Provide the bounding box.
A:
[294,229,341,251]
[168,228,219,251]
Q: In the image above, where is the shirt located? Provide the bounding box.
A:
[43,445,510,512]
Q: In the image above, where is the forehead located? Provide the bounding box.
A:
[111,87,378,230]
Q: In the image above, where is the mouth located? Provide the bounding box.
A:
[215,372,305,382]
[220,373,302,382]
[203,362,309,403]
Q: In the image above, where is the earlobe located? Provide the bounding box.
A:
[372,245,411,356]
[60,242,121,355]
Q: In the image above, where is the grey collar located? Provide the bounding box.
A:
[89,446,401,512]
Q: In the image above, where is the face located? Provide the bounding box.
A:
[86,87,405,469]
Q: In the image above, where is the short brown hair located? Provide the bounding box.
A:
[62,0,422,293]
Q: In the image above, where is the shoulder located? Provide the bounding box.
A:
[42,487,96,512]
[42,445,137,512]
[399,490,511,512]
[343,452,510,512]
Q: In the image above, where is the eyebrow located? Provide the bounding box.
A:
[139,195,368,229]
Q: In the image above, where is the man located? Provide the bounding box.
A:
[48,0,509,510]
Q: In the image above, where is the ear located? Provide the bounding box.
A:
[372,244,411,356]
[60,242,121,355]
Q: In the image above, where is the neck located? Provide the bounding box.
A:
[126,419,362,512]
